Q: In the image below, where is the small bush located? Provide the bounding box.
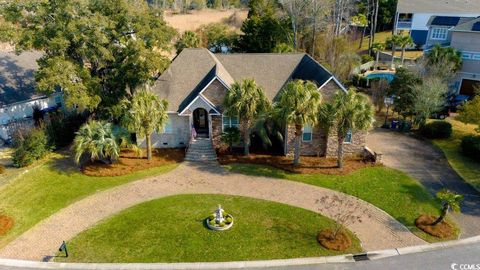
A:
[225,216,233,224]
[46,111,88,149]
[361,54,374,64]
[12,128,50,168]
[0,165,5,174]
[209,219,216,225]
[208,214,215,221]
[461,135,480,160]
[219,221,225,227]
[420,121,452,139]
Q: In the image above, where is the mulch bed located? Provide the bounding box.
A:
[317,229,352,251]
[82,149,185,177]
[415,215,455,239]
[0,215,14,235]
[218,154,376,175]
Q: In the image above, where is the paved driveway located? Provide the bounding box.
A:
[367,128,480,238]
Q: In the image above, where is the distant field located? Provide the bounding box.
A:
[164,9,248,33]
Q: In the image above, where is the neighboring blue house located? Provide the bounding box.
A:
[394,0,480,48]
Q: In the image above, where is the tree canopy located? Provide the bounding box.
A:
[1,0,175,114]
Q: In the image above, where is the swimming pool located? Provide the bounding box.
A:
[365,73,395,83]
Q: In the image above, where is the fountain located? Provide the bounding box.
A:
[206,205,234,231]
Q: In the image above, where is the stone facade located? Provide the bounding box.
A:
[285,124,367,157]
[211,115,224,149]
[202,79,227,111]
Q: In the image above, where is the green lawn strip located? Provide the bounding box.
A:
[431,119,480,192]
[0,153,178,249]
[56,194,362,263]
[225,164,455,242]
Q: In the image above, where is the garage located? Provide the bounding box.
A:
[460,79,480,96]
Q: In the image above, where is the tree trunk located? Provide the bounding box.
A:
[359,26,366,49]
[391,45,396,67]
[401,48,405,65]
[375,51,380,69]
[146,134,152,160]
[372,0,379,43]
[294,124,302,166]
[243,122,250,156]
[337,135,345,168]
[431,203,449,226]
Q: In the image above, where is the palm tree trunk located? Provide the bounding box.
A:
[359,26,366,49]
[375,51,380,69]
[401,48,405,65]
[146,134,152,160]
[431,203,449,226]
[391,45,396,67]
[243,122,250,156]
[337,135,345,168]
[294,124,302,166]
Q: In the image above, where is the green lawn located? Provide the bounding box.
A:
[224,164,451,242]
[0,153,178,249]
[57,194,362,263]
[431,119,480,191]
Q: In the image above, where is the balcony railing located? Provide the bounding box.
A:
[396,20,412,29]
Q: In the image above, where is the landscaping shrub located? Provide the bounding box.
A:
[12,128,50,168]
[0,165,5,174]
[461,135,480,160]
[420,121,452,139]
[46,111,88,149]
[361,54,374,64]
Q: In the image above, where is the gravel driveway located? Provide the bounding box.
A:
[367,128,480,238]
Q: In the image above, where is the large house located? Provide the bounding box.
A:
[148,48,366,157]
[0,51,63,141]
[394,0,480,47]
[424,16,480,96]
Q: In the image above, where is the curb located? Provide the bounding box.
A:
[0,236,479,269]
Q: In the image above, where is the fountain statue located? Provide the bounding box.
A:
[206,205,234,231]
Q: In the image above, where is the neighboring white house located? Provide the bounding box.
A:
[394,0,480,48]
[0,51,63,141]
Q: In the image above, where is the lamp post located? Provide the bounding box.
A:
[382,96,394,128]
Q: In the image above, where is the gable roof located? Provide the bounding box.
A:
[152,48,339,112]
[0,51,43,107]
[453,17,480,32]
[397,0,480,14]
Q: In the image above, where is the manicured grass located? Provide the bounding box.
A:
[351,31,423,59]
[225,164,450,242]
[0,153,178,249]
[431,118,480,191]
[57,194,362,263]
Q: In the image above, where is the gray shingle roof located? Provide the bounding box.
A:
[453,17,480,32]
[152,48,336,112]
[0,51,42,107]
[397,0,480,14]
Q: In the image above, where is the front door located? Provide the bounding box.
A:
[193,108,209,137]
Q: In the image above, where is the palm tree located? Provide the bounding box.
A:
[331,90,374,168]
[397,35,414,65]
[371,42,386,70]
[175,31,200,54]
[73,121,120,164]
[427,44,463,72]
[386,34,402,67]
[275,80,322,165]
[431,189,464,226]
[317,102,337,156]
[224,79,271,156]
[121,88,169,160]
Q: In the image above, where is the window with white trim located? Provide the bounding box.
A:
[344,130,353,143]
[302,124,313,141]
[164,119,173,133]
[431,28,448,40]
[222,115,239,130]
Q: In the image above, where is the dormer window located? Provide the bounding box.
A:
[431,28,448,40]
